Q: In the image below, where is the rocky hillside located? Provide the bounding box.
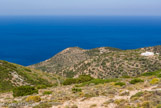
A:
[0,70,161,108]
[0,60,60,92]
[30,47,90,75]
[31,45,161,78]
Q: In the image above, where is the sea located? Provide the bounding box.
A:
[0,16,161,66]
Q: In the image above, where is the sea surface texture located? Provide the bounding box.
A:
[0,16,161,66]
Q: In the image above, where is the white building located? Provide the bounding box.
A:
[141,51,154,56]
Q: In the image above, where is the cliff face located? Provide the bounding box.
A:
[31,46,161,78]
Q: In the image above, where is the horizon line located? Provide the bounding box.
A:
[0,15,161,17]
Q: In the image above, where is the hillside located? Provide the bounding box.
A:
[0,70,161,108]
[31,45,161,78]
[0,60,60,92]
[0,46,161,108]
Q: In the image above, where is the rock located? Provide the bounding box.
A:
[107,89,116,95]
[108,99,114,103]
[89,83,95,86]
[155,90,161,95]
[157,83,161,88]
[120,90,130,96]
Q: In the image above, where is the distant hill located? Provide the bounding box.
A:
[31,45,161,78]
[1,47,161,108]
[0,60,60,92]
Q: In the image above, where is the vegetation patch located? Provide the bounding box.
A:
[122,75,131,78]
[72,88,82,93]
[142,70,161,76]
[131,92,144,99]
[13,86,38,97]
[114,99,127,105]
[115,82,125,86]
[0,60,56,92]
[26,96,41,102]
[130,78,144,84]
[150,78,160,85]
[157,74,161,78]
[36,85,47,89]
[63,75,94,85]
[43,91,52,95]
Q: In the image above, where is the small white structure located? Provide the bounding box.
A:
[156,53,160,55]
[141,51,154,56]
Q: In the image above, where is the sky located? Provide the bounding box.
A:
[0,0,161,16]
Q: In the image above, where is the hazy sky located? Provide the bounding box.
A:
[0,0,161,16]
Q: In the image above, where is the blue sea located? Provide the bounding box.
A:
[0,16,161,66]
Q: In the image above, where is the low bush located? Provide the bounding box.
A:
[115,82,125,86]
[36,85,47,89]
[142,70,161,77]
[63,75,94,85]
[131,92,143,99]
[150,78,160,85]
[63,78,77,85]
[72,88,82,93]
[90,104,97,108]
[130,79,144,84]
[77,75,94,83]
[122,75,131,78]
[13,86,38,97]
[156,104,161,108]
[84,93,96,98]
[114,99,126,105]
[142,72,158,76]
[26,96,41,102]
[89,79,118,85]
[43,91,52,95]
[158,74,161,78]
[141,101,150,108]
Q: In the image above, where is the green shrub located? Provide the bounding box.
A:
[72,88,82,93]
[63,75,93,85]
[13,86,38,97]
[76,75,94,83]
[141,101,150,108]
[89,79,118,85]
[122,75,131,78]
[84,93,96,98]
[130,79,144,84]
[131,92,143,99]
[43,91,52,95]
[142,72,158,76]
[114,99,126,105]
[115,82,125,86]
[157,104,161,108]
[63,78,77,85]
[63,74,118,86]
[142,70,161,77]
[36,85,47,89]
[158,74,161,78]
